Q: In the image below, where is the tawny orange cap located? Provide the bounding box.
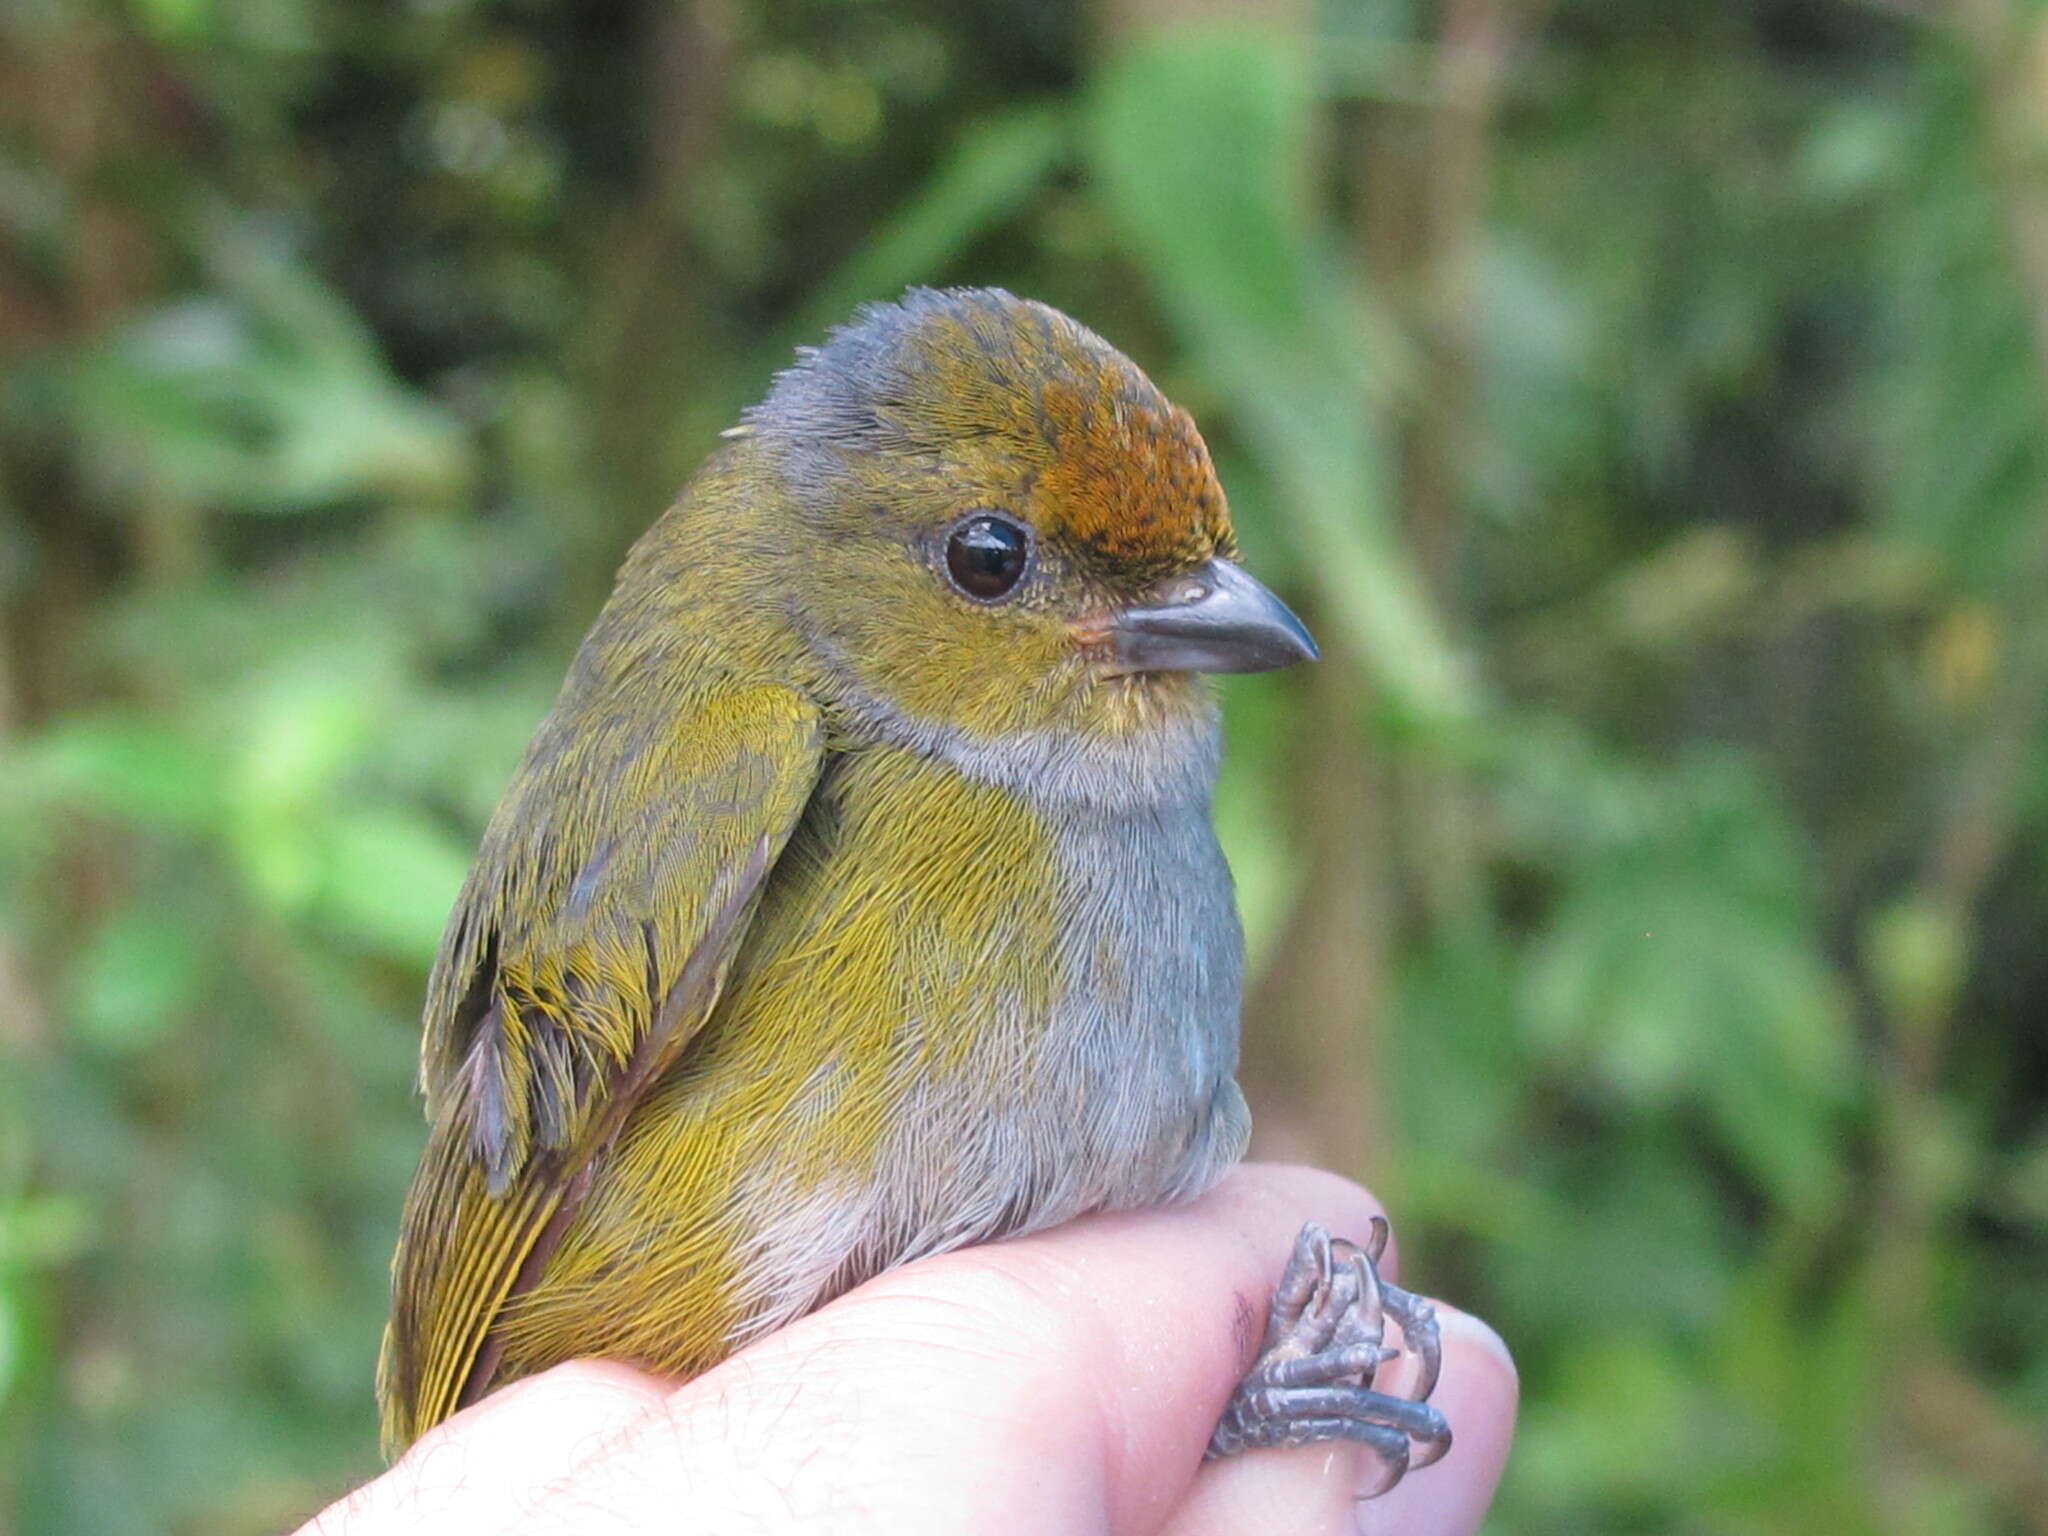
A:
[751,287,1235,581]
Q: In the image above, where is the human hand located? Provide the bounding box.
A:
[303,1165,1515,1535]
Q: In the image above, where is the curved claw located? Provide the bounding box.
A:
[1331,1251,1385,1355]
[1208,1218,1454,1495]
[1382,1281,1443,1405]
[1411,1424,1453,1470]
[1363,1214,1390,1265]
[1353,1422,1411,1498]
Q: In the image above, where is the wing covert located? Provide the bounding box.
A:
[378,679,822,1454]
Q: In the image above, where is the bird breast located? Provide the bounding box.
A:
[504,738,1251,1377]
[716,745,1251,1350]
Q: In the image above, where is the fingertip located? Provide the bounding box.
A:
[968,1164,1400,1533]
[1440,1306,1518,1401]
[1355,1304,1517,1536]
[1163,1440,1373,1536]
[1162,1299,1515,1536]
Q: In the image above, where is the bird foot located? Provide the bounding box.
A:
[1206,1218,1451,1498]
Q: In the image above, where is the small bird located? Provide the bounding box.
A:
[379,287,1447,1486]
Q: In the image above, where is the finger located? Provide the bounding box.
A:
[502,1162,1388,1536]
[1162,1302,1516,1536]
[1356,1307,1517,1536]
[297,1361,671,1535]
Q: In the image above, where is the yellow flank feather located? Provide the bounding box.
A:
[483,754,1058,1381]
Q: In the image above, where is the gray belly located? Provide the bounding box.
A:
[1028,795,1250,1204]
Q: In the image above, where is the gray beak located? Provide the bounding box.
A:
[1108,557,1319,676]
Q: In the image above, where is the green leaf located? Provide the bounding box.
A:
[225,662,391,912]
[794,104,1070,342]
[68,906,210,1052]
[1518,756,1853,1209]
[68,207,474,516]
[0,1274,20,1412]
[127,0,214,43]
[16,715,220,833]
[316,808,470,966]
[1212,679,1296,968]
[1865,897,1970,1031]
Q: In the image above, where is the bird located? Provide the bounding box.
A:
[378,286,1447,1485]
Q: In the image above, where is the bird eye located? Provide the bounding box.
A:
[944,514,1030,602]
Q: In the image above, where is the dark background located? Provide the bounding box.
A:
[3,0,2045,1531]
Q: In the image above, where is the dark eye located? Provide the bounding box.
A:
[944,514,1030,601]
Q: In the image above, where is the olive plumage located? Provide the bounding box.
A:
[378,288,1315,1455]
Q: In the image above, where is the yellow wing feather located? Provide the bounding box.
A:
[377,678,822,1455]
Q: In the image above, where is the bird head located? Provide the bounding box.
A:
[743,288,1316,783]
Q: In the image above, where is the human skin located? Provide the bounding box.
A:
[309,1166,1516,1535]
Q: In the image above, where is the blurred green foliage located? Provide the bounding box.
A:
[3,0,2046,1531]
